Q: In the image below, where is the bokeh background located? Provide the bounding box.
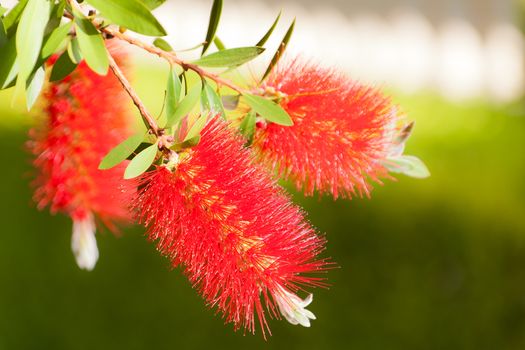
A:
[2,0,525,349]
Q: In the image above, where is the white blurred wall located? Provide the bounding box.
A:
[2,0,524,102]
[150,0,525,102]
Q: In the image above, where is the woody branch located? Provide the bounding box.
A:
[100,26,246,94]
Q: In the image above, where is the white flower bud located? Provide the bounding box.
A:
[274,285,316,327]
[71,215,99,271]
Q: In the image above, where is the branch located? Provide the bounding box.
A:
[107,53,161,136]
[100,26,246,95]
[66,2,248,145]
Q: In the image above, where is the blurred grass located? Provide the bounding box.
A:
[0,62,525,349]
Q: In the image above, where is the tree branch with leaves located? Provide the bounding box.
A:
[0,0,429,338]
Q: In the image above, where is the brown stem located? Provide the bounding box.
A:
[100,26,246,94]
[107,53,161,136]
[66,2,248,144]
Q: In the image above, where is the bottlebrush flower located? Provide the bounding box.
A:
[28,43,134,270]
[133,117,328,336]
[252,58,403,199]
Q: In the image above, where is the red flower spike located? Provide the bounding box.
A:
[133,117,328,336]
[28,43,135,270]
[253,58,402,199]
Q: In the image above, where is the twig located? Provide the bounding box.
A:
[107,53,161,136]
[66,1,248,145]
[100,26,246,94]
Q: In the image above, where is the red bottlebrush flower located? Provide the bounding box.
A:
[133,117,327,336]
[28,43,134,270]
[253,59,402,199]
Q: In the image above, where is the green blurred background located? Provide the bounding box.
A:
[2,0,525,347]
[1,60,525,350]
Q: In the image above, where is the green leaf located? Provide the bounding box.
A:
[25,65,45,110]
[177,42,204,53]
[201,81,225,117]
[0,36,19,89]
[222,94,240,110]
[125,142,155,159]
[184,115,208,142]
[213,36,225,51]
[165,67,182,121]
[16,0,51,83]
[139,0,166,10]
[170,135,201,151]
[0,6,7,17]
[50,50,78,82]
[382,155,431,179]
[182,135,201,148]
[86,0,166,36]
[0,18,7,47]
[3,0,28,35]
[124,142,158,179]
[74,15,108,75]
[166,82,201,128]
[41,21,73,59]
[239,110,256,144]
[99,132,146,170]
[202,0,222,55]
[262,18,295,81]
[243,93,293,126]
[44,1,64,36]
[67,37,82,64]
[193,47,265,68]
[153,37,172,52]
[256,11,281,47]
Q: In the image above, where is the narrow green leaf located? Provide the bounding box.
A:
[202,0,222,55]
[166,82,201,128]
[262,18,295,82]
[213,36,225,51]
[125,142,155,160]
[0,36,19,89]
[124,142,158,179]
[25,65,45,110]
[201,81,225,117]
[74,15,108,75]
[182,135,201,148]
[50,1,66,21]
[170,135,201,151]
[184,115,208,142]
[153,37,173,52]
[0,18,7,47]
[67,37,82,64]
[165,67,182,121]
[222,94,240,110]
[99,132,146,170]
[193,47,265,68]
[256,11,281,47]
[382,155,431,179]
[243,93,293,126]
[177,42,204,53]
[16,0,51,83]
[44,1,64,36]
[86,0,166,36]
[0,6,7,17]
[239,110,256,144]
[140,0,166,10]
[41,21,73,59]
[50,50,78,82]
[3,0,28,34]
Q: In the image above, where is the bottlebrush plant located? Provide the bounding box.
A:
[0,0,429,337]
